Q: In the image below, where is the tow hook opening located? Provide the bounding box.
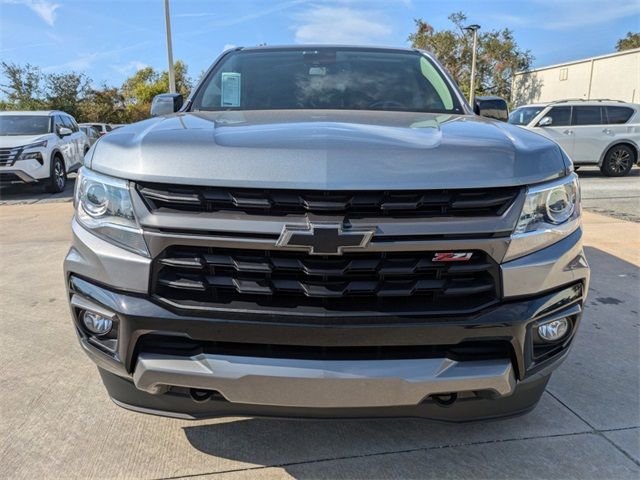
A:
[189,388,215,403]
[431,393,458,407]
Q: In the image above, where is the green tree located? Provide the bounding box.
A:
[79,86,128,124]
[409,12,532,102]
[159,60,192,98]
[616,32,640,51]
[121,61,192,122]
[0,62,47,110]
[44,72,91,119]
[1,60,193,123]
[121,66,165,106]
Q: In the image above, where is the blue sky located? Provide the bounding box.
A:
[1,0,639,87]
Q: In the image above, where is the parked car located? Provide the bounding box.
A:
[65,46,589,422]
[0,110,89,192]
[79,125,101,146]
[509,100,640,176]
[79,122,113,136]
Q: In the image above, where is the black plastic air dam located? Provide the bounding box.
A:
[98,368,550,422]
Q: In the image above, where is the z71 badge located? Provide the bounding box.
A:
[433,252,473,262]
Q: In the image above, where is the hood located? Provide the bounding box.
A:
[88,110,568,189]
[0,134,51,149]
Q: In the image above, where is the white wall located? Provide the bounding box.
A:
[512,49,640,106]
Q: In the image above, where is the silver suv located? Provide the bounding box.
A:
[509,100,640,176]
[65,46,589,421]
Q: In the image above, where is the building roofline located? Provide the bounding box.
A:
[514,47,640,76]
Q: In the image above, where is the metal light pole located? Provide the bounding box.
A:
[164,0,176,93]
[464,24,481,107]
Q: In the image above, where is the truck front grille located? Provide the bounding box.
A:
[152,246,500,315]
[137,184,520,218]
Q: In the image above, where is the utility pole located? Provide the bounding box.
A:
[164,0,176,93]
[464,24,481,107]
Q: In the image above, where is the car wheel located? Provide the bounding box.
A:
[45,156,67,193]
[600,145,635,177]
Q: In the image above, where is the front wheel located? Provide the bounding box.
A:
[45,156,67,193]
[600,145,635,177]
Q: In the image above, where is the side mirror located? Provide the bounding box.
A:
[473,96,509,121]
[150,93,184,117]
[538,116,553,127]
[58,127,73,136]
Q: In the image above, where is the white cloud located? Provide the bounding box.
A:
[0,41,49,52]
[112,60,149,75]
[542,1,639,30]
[485,13,529,27]
[43,52,99,72]
[43,42,150,73]
[293,6,392,44]
[4,0,60,27]
[222,43,237,52]
[174,12,213,18]
[489,0,640,31]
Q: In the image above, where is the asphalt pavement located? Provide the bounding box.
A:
[577,167,640,222]
[0,168,639,479]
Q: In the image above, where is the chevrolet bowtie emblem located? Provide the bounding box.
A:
[276,223,375,255]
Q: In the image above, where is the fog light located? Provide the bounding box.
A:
[82,310,113,335]
[538,318,569,342]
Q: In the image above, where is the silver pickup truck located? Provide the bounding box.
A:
[65,46,589,421]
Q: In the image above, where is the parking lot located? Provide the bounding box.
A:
[1,167,639,479]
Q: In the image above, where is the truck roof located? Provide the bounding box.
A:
[237,44,420,53]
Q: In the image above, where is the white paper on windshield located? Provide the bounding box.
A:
[221,72,241,107]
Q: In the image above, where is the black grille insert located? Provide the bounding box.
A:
[137,183,520,218]
[137,334,513,361]
[152,246,500,315]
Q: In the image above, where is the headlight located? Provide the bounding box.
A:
[19,140,47,161]
[18,151,43,162]
[505,173,580,261]
[75,167,149,256]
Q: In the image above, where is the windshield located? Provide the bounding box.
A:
[191,48,463,114]
[0,115,51,135]
[508,107,543,126]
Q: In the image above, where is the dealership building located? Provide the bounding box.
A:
[512,47,640,107]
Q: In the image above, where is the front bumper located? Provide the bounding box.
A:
[133,353,516,408]
[65,276,586,420]
[65,214,589,420]
[0,158,49,183]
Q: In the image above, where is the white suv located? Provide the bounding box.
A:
[79,122,113,136]
[0,110,89,192]
[508,100,640,176]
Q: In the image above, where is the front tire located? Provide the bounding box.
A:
[45,156,66,193]
[600,145,635,177]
